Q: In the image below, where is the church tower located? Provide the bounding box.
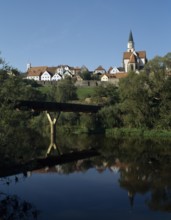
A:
[127,30,135,52]
[123,31,147,72]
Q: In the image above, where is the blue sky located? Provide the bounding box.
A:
[0,0,170,72]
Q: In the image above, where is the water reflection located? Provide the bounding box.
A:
[1,133,171,218]
[0,193,39,219]
[0,173,39,219]
[32,138,171,214]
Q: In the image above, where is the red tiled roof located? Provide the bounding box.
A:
[101,73,116,79]
[115,72,128,79]
[137,51,146,58]
[123,51,146,59]
[27,66,48,77]
[129,54,137,63]
[47,67,58,75]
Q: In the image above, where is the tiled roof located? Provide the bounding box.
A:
[95,65,105,71]
[129,54,137,63]
[27,66,48,77]
[108,67,113,72]
[137,51,146,58]
[115,72,128,79]
[101,73,116,78]
[47,67,58,75]
[71,66,81,71]
[123,51,146,59]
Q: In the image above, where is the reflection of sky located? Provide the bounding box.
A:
[1,169,171,220]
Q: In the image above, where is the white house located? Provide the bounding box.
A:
[40,71,51,81]
[101,74,116,81]
[27,75,40,81]
[94,65,106,74]
[101,73,128,85]
[56,65,71,75]
[27,66,48,81]
[51,73,62,81]
[63,70,73,78]
[108,67,120,74]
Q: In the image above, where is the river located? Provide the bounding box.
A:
[0,134,171,219]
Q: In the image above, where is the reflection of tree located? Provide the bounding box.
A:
[0,193,39,219]
[0,175,39,219]
[0,126,48,168]
[2,129,171,214]
[146,188,171,212]
[114,139,171,212]
[56,137,171,213]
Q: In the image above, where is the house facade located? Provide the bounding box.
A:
[101,72,128,85]
[108,67,120,74]
[40,71,51,81]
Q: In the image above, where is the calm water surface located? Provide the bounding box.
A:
[1,135,171,220]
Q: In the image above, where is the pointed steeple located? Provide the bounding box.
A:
[128,30,134,42]
[127,30,135,52]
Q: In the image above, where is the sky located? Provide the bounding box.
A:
[0,0,171,72]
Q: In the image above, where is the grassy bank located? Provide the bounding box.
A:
[77,87,95,100]
[106,128,171,139]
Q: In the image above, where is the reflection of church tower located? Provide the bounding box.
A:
[127,31,135,52]
[128,191,135,208]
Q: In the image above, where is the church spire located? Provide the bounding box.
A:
[127,30,135,52]
[128,30,134,42]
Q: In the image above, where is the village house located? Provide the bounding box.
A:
[26,65,48,81]
[101,72,128,85]
[93,65,106,74]
[101,73,116,82]
[26,31,147,82]
[108,67,120,74]
[26,64,75,81]
[108,66,124,74]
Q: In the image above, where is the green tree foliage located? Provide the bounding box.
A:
[118,53,171,129]
[49,78,77,102]
[119,72,156,128]
[0,66,46,157]
[46,78,79,130]
[155,76,171,129]
[78,70,91,80]
[91,84,121,129]
[93,84,119,105]
[99,105,122,128]
[79,113,101,133]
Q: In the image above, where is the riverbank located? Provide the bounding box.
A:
[106,128,171,139]
[57,126,171,139]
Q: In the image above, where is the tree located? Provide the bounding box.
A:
[92,84,119,105]
[118,53,171,129]
[119,71,158,128]
[0,69,46,142]
[49,78,77,102]
[99,104,123,128]
[78,70,92,80]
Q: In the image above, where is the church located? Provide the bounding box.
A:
[123,31,147,73]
